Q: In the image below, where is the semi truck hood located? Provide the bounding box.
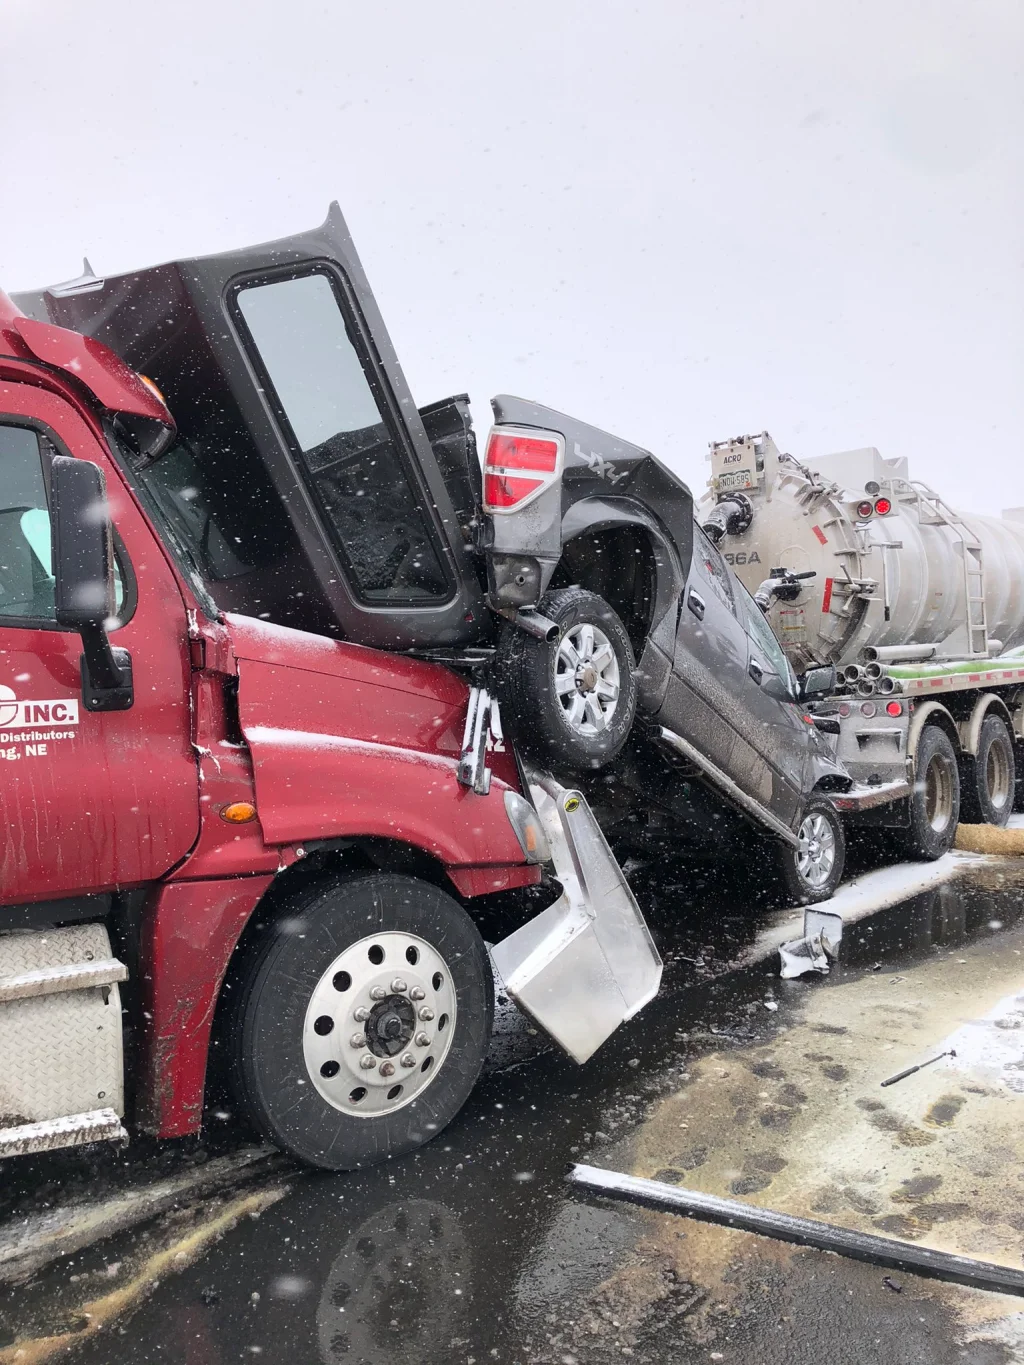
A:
[221,614,525,858]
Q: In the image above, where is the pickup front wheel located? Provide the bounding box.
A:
[230,873,493,1170]
[777,798,846,905]
[494,587,638,770]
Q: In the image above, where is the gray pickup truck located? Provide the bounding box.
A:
[18,203,856,903]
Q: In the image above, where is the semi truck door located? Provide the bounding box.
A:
[0,385,199,902]
[661,526,776,808]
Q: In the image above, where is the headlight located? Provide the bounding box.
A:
[503,790,552,864]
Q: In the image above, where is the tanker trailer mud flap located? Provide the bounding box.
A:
[490,774,663,1063]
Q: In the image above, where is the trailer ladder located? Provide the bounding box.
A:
[909,480,988,658]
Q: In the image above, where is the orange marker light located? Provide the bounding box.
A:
[220,801,257,824]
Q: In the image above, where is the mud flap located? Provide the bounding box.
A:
[490,775,662,1063]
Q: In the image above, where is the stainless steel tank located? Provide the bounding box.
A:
[698,435,1024,669]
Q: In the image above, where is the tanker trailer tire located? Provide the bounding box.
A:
[960,714,1015,827]
[900,725,961,860]
[229,873,493,1171]
[776,797,846,906]
[494,587,638,771]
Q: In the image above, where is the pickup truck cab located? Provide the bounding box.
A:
[17,206,855,902]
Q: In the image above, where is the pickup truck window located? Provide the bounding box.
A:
[235,271,451,605]
[737,579,797,698]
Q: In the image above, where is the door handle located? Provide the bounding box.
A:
[748,658,764,684]
[687,589,705,620]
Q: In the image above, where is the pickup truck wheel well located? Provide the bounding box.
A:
[550,526,656,656]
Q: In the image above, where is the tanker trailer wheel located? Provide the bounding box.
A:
[900,724,961,859]
[961,714,1015,827]
[494,587,637,771]
[229,873,493,1171]
[776,797,846,905]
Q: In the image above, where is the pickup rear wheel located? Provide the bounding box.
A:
[900,724,960,859]
[494,587,637,770]
[230,873,492,1170]
[960,714,1015,827]
[776,797,846,905]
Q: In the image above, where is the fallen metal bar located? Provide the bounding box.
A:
[568,1164,1024,1298]
[880,1048,956,1088]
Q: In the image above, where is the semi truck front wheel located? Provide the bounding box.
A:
[229,873,493,1170]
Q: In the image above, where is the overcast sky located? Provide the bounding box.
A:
[1,0,1021,512]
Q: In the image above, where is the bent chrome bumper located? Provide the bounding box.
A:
[490,773,663,1063]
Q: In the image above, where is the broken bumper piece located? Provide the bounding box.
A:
[779,907,844,979]
[490,773,663,1063]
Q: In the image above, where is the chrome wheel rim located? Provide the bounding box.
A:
[554,623,621,736]
[986,740,1012,813]
[303,932,457,1118]
[796,812,837,888]
[925,754,955,832]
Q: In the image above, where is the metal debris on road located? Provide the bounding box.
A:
[779,908,844,979]
[567,1164,1024,1298]
[879,1049,957,1089]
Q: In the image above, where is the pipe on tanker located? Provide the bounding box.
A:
[876,676,899,695]
[843,665,863,684]
[856,679,878,697]
[862,645,936,664]
[863,662,883,680]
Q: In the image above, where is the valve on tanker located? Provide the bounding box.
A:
[753,567,817,613]
[701,491,754,544]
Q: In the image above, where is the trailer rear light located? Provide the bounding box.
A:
[838,702,852,718]
[885,700,903,716]
[855,499,874,519]
[860,701,877,718]
[484,426,564,513]
[874,496,893,516]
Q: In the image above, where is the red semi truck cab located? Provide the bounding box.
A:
[0,293,660,1169]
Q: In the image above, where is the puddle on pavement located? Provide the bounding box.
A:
[3,859,1024,1364]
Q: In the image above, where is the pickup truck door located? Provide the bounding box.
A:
[734,582,813,825]
[0,383,199,903]
[660,526,776,809]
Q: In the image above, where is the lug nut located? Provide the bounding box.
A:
[353,1006,370,1022]
[399,1052,416,1068]
[418,1006,435,1022]
[379,1061,396,1077]
[369,986,387,1001]
[409,986,426,1001]
[415,1031,430,1047]
[359,1054,376,1070]
[390,978,408,994]
[350,1033,367,1049]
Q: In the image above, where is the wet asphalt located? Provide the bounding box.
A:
[3,852,1024,1364]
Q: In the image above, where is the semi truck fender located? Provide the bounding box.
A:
[957,693,1013,757]
[136,876,274,1138]
[907,701,958,760]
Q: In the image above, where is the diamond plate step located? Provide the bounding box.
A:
[0,956,126,1003]
[0,1108,127,1158]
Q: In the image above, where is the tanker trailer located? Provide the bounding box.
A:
[697,434,1024,846]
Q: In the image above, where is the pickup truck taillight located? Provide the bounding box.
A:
[483,426,564,513]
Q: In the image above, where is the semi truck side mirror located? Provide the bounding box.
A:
[800,663,837,699]
[51,455,134,712]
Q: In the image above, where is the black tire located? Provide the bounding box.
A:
[494,586,638,771]
[229,873,493,1171]
[776,796,846,905]
[899,724,960,859]
[960,713,1015,826]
